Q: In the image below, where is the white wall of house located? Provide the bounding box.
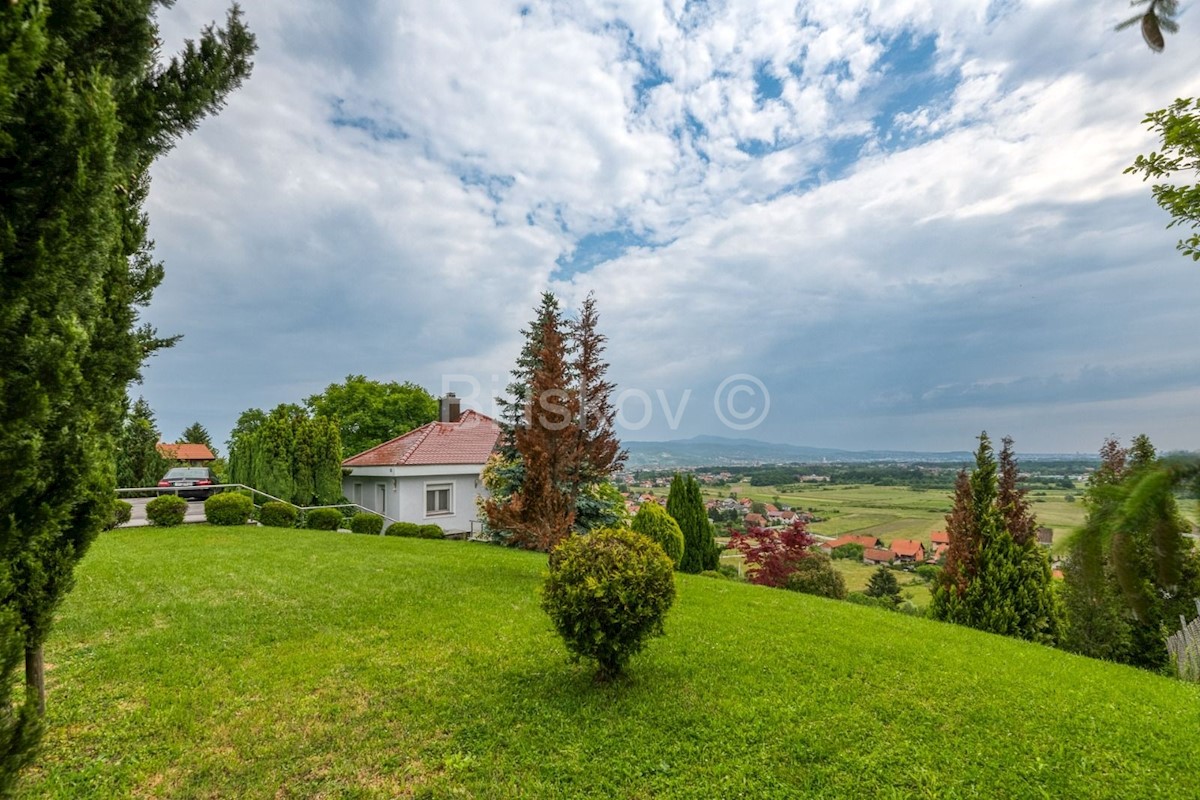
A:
[343,464,487,533]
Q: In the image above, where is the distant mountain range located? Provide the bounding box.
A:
[621,435,1088,469]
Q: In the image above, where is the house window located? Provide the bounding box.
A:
[426,482,452,516]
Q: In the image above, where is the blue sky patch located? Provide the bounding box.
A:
[753,62,784,105]
[329,98,408,142]
[554,228,657,277]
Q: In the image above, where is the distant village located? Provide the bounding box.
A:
[617,469,1056,569]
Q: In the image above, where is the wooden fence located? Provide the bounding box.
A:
[1167,599,1200,683]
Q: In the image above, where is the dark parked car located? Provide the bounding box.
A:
[158,467,220,500]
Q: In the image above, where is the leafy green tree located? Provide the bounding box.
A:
[227,404,341,506]
[865,566,902,605]
[631,502,684,568]
[305,375,437,458]
[1126,97,1199,260]
[930,433,1058,643]
[0,1,254,784]
[668,474,719,573]
[116,397,172,488]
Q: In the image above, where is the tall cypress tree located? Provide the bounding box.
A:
[0,1,255,786]
[668,474,718,573]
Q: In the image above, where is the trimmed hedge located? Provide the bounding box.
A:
[205,492,253,526]
[385,521,421,537]
[418,524,444,539]
[109,500,133,530]
[146,494,188,527]
[351,513,385,535]
[541,527,676,681]
[258,501,298,529]
[305,508,344,531]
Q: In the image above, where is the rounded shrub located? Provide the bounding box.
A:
[108,500,133,529]
[540,527,676,681]
[785,552,847,600]
[258,501,298,528]
[385,521,421,537]
[305,508,343,531]
[145,494,188,527]
[204,492,253,526]
[630,502,684,568]
[351,512,385,535]
[418,524,444,539]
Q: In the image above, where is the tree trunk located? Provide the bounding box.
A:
[25,645,44,716]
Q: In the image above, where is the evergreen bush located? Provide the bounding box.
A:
[305,508,343,531]
[204,493,253,526]
[418,524,444,539]
[385,522,421,537]
[258,501,298,528]
[630,503,684,567]
[145,495,188,527]
[108,500,133,529]
[540,528,676,681]
[350,513,385,535]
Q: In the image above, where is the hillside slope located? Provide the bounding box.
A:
[19,527,1200,798]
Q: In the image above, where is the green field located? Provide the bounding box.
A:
[707,482,1089,553]
[17,526,1200,798]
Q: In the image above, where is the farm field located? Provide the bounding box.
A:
[705,482,1089,553]
[18,525,1200,798]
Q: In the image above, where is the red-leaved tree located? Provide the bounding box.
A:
[726,520,815,587]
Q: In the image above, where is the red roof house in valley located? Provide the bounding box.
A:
[930,531,951,546]
[863,548,894,565]
[157,442,215,465]
[931,544,949,563]
[341,395,500,534]
[891,539,926,563]
[820,534,884,553]
[743,513,768,527]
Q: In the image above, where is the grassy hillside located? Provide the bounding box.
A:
[19,527,1200,798]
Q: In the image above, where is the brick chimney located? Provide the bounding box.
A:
[439,393,462,423]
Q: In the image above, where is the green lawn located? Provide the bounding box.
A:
[18,526,1200,798]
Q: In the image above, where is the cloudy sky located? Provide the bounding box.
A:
[140,0,1200,455]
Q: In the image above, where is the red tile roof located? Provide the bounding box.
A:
[931,531,951,545]
[744,513,768,526]
[932,544,949,561]
[343,410,500,467]
[863,548,894,563]
[826,534,884,550]
[158,442,215,461]
[891,539,925,560]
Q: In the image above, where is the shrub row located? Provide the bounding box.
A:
[384,522,443,539]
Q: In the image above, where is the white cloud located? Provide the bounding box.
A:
[139,0,1200,452]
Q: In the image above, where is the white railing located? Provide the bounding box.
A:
[1167,599,1200,683]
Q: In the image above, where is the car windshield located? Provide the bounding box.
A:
[164,468,211,479]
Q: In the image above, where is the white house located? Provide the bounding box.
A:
[341,395,500,534]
